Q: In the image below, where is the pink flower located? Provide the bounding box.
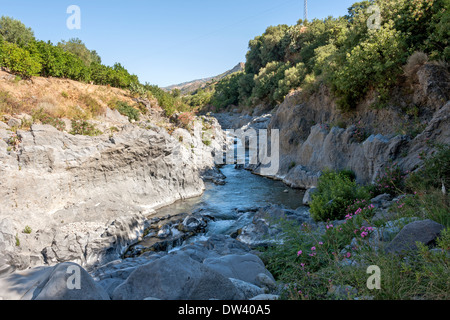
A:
[319,242,323,245]
[311,247,316,251]
[297,250,303,256]
[300,263,306,268]
[346,252,352,258]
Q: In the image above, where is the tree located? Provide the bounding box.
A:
[0,16,35,46]
[57,38,101,66]
[0,41,41,78]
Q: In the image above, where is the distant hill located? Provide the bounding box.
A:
[164,62,245,95]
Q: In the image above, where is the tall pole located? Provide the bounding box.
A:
[304,0,308,23]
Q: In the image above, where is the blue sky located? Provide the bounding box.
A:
[1,0,356,87]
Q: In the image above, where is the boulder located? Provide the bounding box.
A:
[203,253,275,286]
[31,262,110,300]
[7,118,21,128]
[385,219,445,254]
[111,252,243,300]
[0,262,109,300]
[303,187,318,206]
[229,278,264,300]
[370,194,393,209]
[0,121,9,130]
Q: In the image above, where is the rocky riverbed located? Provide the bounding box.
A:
[0,103,448,300]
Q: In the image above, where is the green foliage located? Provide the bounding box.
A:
[310,169,370,221]
[274,62,308,103]
[408,144,450,191]
[57,38,101,66]
[0,16,35,46]
[210,72,244,110]
[193,0,449,113]
[23,226,32,234]
[129,82,147,98]
[70,120,102,136]
[329,21,407,111]
[374,162,407,196]
[145,84,180,116]
[252,61,290,105]
[114,101,140,122]
[31,108,66,131]
[0,41,42,78]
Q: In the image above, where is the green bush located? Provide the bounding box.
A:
[0,41,41,78]
[32,108,66,131]
[210,72,243,110]
[407,144,450,191]
[0,16,35,46]
[70,120,102,136]
[114,101,140,122]
[310,169,369,221]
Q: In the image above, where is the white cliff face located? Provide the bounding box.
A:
[0,116,226,271]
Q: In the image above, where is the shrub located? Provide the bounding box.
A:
[177,112,195,130]
[70,120,102,136]
[329,21,407,111]
[351,121,370,143]
[114,101,140,122]
[0,16,35,46]
[79,94,105,117]
[23,226,32,234]
[32,108,66,131]
[404,51,428,78]
[0,41,42,78]
[407,144,450,191]
[374,162,407,196]
[310,169,369,221]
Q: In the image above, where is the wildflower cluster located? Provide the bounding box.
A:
[352,121,370,143]
[374,162,407,196]
[6,132,21,151]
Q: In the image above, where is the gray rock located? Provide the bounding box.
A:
[0,118,226,271]
[203,253,275,286]
[0,266,54,300]
[31,262,110,300]
[0,121,9,130]
[229,278,264,300]
[370,194,393,209]
[303,187,318,206]
[282,166,321,189]
[7,118,21,128]
[237,205,314,247]
[0,262,109,300]
[385,219,445,254]
[250,294,280,301]
[111,253,243,300]
[327,285,358,300]
[256,273,277,292]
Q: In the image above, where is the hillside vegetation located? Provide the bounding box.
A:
[190,0,449,113]
[0,16,198,119]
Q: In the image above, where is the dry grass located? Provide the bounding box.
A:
[404,51,429,79]
[0,70,135,120]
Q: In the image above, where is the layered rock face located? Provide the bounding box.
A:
[236,63,450,188]
[0,116,225,272]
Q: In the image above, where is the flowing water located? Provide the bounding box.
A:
[142,164,306,247]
